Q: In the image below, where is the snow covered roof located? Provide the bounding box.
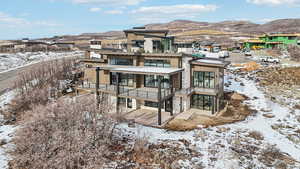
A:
[98,66,183,75]
[197,59,224,64]
[192,58,230,67]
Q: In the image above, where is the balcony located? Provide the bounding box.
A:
[119,88,172,102]
[79,81,173,101]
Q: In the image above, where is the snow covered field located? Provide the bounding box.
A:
[0,51,83,73]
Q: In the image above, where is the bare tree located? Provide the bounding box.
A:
[8,59,76,117]
[10,95,117,169]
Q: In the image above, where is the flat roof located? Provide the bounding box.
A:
[98,65,183,75]
[95,51,191,58]
[191,58,230,67]
[124,29,169,34]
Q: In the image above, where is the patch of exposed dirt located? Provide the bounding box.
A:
[256,67,300,105]
[257,67,300,87]
[165,92,256,131]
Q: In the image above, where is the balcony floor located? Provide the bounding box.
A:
[120,108,174,127]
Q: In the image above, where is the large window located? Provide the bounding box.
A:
[193,71,215,89]
[110,58,133,66]
[144,59,171,68]
[191,94,213,111]
[144,59,171,88]
[110,73,134,87]
[144,75,170,88]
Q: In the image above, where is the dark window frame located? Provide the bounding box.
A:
[191,94,213,111]
[110,58,133,66]
[110,73,134,87]
[144,75,170,88]
[144,59,171,68]
[193,71,215,89]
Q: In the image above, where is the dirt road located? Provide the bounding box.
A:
[226,52,251,64]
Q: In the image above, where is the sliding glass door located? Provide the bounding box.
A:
[191,94,213,111]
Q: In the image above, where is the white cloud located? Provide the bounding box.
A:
[89,7,101,12]
[257,18,275,23]
[0,12,61,27]
[0,12,29,25]
[247,0,300,6]
[132,4,217,15]
[72,0,144,5]
[105,10,123,14]
[131,4,218,23]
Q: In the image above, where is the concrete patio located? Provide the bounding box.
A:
[119,108,175,128]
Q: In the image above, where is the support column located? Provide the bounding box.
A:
[96,67,100,106]
[157,75,162,125]
[116,73,120,115]
[170,75,174,116]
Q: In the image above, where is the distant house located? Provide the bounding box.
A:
[90,40,102,50]
[243,33,300,49]
[174,41,194,53]
[50,42,75,50]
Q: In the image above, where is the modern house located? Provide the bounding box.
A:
[243,33,300,49]
[79,27,230,126]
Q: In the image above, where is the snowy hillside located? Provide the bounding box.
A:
[114,66,300,169]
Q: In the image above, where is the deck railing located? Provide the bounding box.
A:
[80,81,173,100]
[176,85,220,95]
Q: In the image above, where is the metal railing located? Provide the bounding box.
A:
[119,88,173,101]
[176,85,220,95]
[80,80,174,100]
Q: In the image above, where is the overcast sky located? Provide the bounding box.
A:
[0,0,299,40]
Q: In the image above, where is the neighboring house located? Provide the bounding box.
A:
[79,28,230,126]
[0,44,15,52]
[243,33,299,49]
[49,42,75,50]
[174,41,194,53]
[90,40,102,50]
[243,39,265,50]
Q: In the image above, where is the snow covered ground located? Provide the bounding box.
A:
[0,51,83,73]
[0,90,17,169]
[116,67,300,168]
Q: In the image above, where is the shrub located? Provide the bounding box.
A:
[10,95,117,169]
[248,130,264,140]
[287,45,300,62]
[7,59,76,119]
